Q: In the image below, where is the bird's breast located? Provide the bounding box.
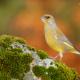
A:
[44,25,64,52]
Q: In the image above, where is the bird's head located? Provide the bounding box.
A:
[41,14,55,24]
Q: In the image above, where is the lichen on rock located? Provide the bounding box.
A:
[0,35,79,80]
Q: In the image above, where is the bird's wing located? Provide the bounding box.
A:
[52,27,75,50]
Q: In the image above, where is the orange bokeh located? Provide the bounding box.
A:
[73,6,80,25]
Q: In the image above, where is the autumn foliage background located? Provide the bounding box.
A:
[0,0,80,74]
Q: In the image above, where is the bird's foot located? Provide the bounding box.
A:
[53,54,60,60]
[53,53,63,61]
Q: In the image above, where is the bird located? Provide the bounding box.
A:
[41,14,80,60]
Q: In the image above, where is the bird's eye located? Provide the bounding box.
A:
[45,16,50,19]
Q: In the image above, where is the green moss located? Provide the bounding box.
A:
[47,61,78,80]
[27,45,48,59]
[33,61,78,80]
[33,66,47,77]
[0,35,33,79]
[0,35,79,80]
[3,52,31,79]
[0,35,13,48]
[33,65,51,80]
[41,75,51,80]
[37,50,48,59]
[0,71,11,80]
[27,46,36,52]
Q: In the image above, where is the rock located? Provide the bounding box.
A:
[0,35,79,80]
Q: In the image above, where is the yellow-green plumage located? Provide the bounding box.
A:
[41,14,80,59]
[44,24,64,53]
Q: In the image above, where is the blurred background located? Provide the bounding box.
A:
[0,0,80,74]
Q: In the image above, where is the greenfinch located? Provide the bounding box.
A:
[41,14,80,59]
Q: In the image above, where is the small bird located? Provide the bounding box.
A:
[41,14,80,59]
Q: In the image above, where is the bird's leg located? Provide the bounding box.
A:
[59,52,63,60]
[53,54,60,60]
[54,52,63,60]
[54,54,59,59]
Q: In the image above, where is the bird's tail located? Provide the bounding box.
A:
[72,50,80,55]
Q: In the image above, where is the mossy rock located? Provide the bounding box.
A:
[37,50,49,59]
[0,35,33,79]
[0,35,79,80]
[33,61,79,80]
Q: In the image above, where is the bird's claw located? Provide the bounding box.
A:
[53,54,63,61]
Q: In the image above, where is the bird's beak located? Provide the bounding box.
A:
[41,16,45,23]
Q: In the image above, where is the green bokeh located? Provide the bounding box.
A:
[0,0,25,33]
